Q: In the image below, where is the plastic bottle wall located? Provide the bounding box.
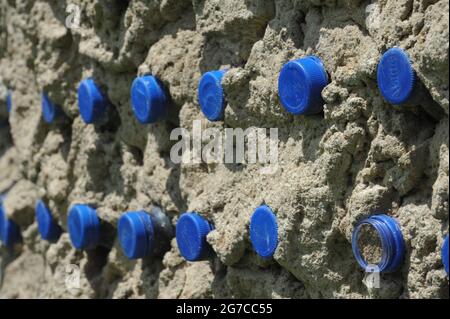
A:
[0,0,448,299]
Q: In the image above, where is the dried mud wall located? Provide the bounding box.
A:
[0,0,448,299]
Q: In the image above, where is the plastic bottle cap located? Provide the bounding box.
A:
[0,206,3,240]
[41,93,60,124]
[118,211,155,259]
[198,70,227,121]
[6,91,12,113]
[249,205,279,259]
[352,214,405,273]
[68,204,100,250]
[35,200,61,242]
[377,47,416,105]
[0,200,22,247]
[77,78,108,124]
[0,200,6,241]
[0,194,5,239]
[443,235,449,276]
[176,212,214,261]
[278,56,329,115]
[131,75,167,124]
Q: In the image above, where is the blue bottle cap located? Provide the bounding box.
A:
[118,211,155,259]
[0,201,22,247]
[176,212,214,261]
[377,47,416,105]
[131,75,167,124]
[0,195,6,240]
[6,90,12,113]
[198,70,227,121]
[442,235,449,276]
[0,200,6,240]
[77,78,108,124]
[68,204,100,250]
[35,200,62,242]
[41,93,61,124]
[249,205,279,259]
[278,56,329,115]
[352,214,405,273]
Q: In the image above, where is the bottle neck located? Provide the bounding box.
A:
[149,207,174,257]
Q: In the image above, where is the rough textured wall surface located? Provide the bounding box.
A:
[0,0,448,299]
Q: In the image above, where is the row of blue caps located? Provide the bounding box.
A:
[1,197,448,276]
[4,47,420,123]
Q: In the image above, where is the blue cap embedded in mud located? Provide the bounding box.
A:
[6,90,12,113]
[198,70,227,121]
[77,78,108,124]
[176,212,214,261]
[35,200,62,242]
[130,75,167,124]
[352,214,405,273]
[41,93,61,124]
[377,47,416,105]
[0,199,22,247]
[68,204,100,250]
[249,205,279,259]
[118,211,155,259]
[278,56,329,115]
[442,235,449,276]
[0,197,4,239]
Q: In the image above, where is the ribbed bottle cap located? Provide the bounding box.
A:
[6,90,12,113]
[442,235,449,276]
[249,205,279,259]
[77,78,108,124]
[377,47,416,105]
[68,204,100,250]
[131,75,167,124]
[0,196,4,240]
[118,211,155,259]
[41,93,61,124]
[176,212,214,261]
[35,200,62,242]
[278,56,329,115]
[0,200,22,247]
[352,214,405,273]
[198,70,227,121]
